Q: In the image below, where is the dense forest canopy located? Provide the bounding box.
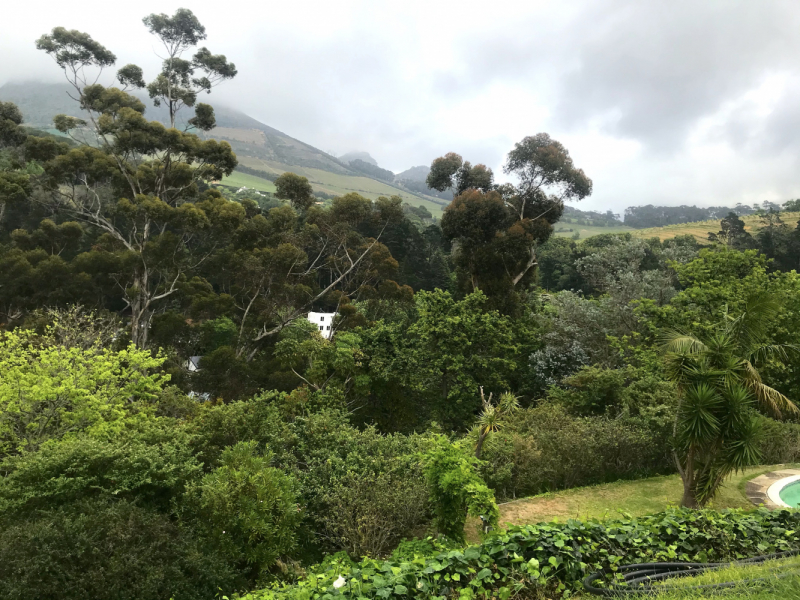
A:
[3,8,800,600]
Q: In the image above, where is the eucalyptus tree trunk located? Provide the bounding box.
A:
[128,271,150,349]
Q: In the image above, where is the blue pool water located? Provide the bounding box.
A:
[779,481,800,507]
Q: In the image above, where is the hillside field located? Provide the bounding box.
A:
[235,156,446,216]
[219,171,277,193]
[627,212,800,242]
[554,224,634,239]
[554,212,800,243]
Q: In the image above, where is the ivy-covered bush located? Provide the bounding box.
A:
[239,508,800,599]
[422,437,498,542]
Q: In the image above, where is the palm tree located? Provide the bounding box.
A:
[474,388,520,460]
[662,294,797,508]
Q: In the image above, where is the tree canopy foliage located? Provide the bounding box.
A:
[4,9,800,599]
[427,135,592,312]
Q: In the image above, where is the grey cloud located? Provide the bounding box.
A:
[5,0,800,212]
[437,1,800,157]
[554,1,800,153]
[710,76,800,160]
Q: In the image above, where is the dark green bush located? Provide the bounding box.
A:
[240,508,800,600]
[756,416,800,464]
[0,499,238,600]
[315,469,430,558]
[186,441,301,583]
[478,403,672,499]
[0,424,201,514]
[471,431,541,501]
[546,365,677,422]
[290,411,432,556]
[192,402,433,558]
[475,365,677,501]
[189,392,291,469]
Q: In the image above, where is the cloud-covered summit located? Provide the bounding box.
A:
[2,0,799,212]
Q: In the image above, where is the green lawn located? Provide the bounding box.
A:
[219,171,277,194]
[499,466,800,598]
[496,464,799,528]
[578,555,800,599]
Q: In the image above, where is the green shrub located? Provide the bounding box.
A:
[187,441,301,582]
[289,410,433,557]
[0,329,168,454]
[315,469,430,558]
[546,365,676,423]
[192,402,433,558]
[472,431,541,501]
[240,508,800,600]
[478,403,672,499]
[0,499,237,600]
[0,424,201,515]
[756,416,800,464]
[189,392,290,469]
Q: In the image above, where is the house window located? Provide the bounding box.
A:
[327,326,331,330]
[319,326,323,331]
[320,316,324,321]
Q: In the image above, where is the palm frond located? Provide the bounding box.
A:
[721,416,763,473]
[663,350,709,388]
[478,405,500,434]
[718,384,754,433]
[741,360,763,385]
[659,330,707,355]
[498,391,521,414]
[729,293,781,350]
[679,384,722,445]
[750,343,796,367]
[704,333,737,369]
[748,380,799,417]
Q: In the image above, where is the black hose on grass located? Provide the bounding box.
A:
[582,550,800,596]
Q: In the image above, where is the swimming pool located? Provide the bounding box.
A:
[779,480,800,508]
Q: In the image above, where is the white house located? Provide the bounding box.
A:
[307,311,337,339]
[184,355,202,372]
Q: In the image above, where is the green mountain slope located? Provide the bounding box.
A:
[0,81,446,215]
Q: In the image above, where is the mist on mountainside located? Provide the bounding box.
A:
[338,151,377,166]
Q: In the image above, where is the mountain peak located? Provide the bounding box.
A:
[396,165,430,183]
[338,151,378,166]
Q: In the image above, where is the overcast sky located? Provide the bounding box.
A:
[2,0,800,213]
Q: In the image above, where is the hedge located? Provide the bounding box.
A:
[239,508,800,599]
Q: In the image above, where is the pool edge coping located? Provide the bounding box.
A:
[746,468,800,509]
[767,473,800,508]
